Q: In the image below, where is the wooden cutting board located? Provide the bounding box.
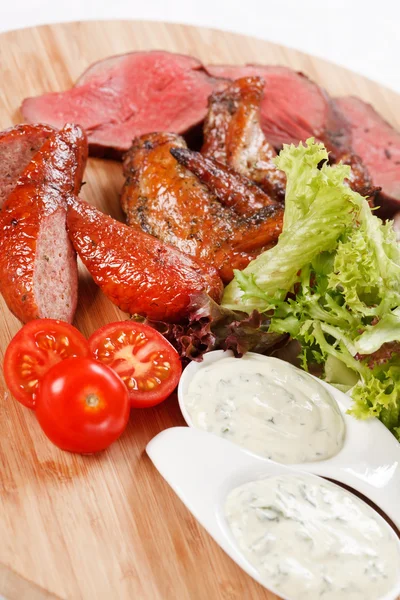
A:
[0,20,399,600]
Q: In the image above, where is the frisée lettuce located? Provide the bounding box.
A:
[222,139,400,439]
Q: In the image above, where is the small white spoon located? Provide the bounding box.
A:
[146,426,400,600]
[178,350,400,529]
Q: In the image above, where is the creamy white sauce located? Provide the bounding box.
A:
[225,474,400,600]
[184,355,345,464]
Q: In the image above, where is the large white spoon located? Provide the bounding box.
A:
[146,426,400,600]
[178,350,400,529]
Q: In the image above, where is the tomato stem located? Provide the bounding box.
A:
[86,393,99,408]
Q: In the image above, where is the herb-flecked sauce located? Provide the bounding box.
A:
[184,354,345,464]
[225,474,400,600]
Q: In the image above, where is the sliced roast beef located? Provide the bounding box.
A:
[0,123,55,208]
[21,51,223,156]
[206,64,348,151]
[335,96,400,216]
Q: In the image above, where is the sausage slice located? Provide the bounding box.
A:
[0,123,88,323]
[0,123,55,208]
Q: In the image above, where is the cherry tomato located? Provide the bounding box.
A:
[88,321,182,408]
[36,357,130,453]
[3,319,89,409]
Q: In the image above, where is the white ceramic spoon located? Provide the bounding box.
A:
[177,350,400,530]
[146,426,400,600]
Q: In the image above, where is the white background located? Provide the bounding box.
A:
[2,0,400,93]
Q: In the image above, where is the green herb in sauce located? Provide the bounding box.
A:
[185,354,345,464]
[225,474,400,600]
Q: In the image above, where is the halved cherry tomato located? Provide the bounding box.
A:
[36,357,130,454]
[3,319,89,409]
[88,321,182,408]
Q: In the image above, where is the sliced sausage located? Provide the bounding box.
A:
[0,123,88,323]
[67,197,223,323]
[0,123,55,208]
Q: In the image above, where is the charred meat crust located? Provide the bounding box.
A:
[122,132,252,281]
[170,146,276,215]
[231,204,284,253]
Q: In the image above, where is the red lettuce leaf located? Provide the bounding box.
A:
[132,293,287,361]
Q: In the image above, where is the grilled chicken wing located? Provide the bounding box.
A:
[121,133,283,282]
[170,147,275,216]
[202,77,286,201]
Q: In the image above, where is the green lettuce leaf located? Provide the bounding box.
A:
[329,202,400,318]
[222,139,361,312]
[278,138,328,229]
[221,138,400,440]
[350,360,400,439]
[353,309,400,354]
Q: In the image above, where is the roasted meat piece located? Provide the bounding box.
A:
[0,124,87,323]
[0,123,56,209]
[67,197,223,322]
[202,76,286,201]
[334,150,378,206]
[206,64,348,151]
[170,146,275,215]
[335,96,400,217]
[21,51,223,156]
[121,133,283,282]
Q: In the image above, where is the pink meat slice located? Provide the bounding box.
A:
[206,64,348,150]
[0,123,55,208]
[21,51,222,154]
[34,206,78,322]
[335,96,400,216]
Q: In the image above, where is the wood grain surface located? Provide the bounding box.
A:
[0,20,399,600]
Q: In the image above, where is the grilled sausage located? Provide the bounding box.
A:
[67,197,223,322]
[0,123,88,323]
[0,123,55,208]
